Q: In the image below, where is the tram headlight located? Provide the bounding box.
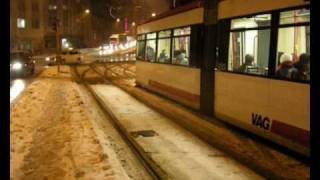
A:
[12,62,23,70]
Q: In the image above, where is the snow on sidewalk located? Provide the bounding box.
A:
[91,84,264,180]
[10,66,131,180]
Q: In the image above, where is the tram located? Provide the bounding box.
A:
[135,0,310,156]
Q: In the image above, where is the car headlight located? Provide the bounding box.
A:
[12,62,23,70]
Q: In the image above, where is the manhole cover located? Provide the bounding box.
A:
[130,130,158,138]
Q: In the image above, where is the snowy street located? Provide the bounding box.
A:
[10,64,309,180]
[10,66,151,180]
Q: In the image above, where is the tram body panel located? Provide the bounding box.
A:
[137,7,204,34]
[218,0,308,19]
[135,1,310,156]
[214,71,309,152]
[136,61,200,109]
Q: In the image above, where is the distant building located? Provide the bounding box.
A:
[10,0,94,54]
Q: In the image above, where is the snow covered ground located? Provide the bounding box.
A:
[10,66,151,180]
[91,84,264,180]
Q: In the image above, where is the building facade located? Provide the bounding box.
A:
[10,0,93,54]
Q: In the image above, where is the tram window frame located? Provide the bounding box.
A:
[172,26,191,66]
[275,7,310,82]
[220,5,310,84]
[227,14,272,76]
[156,30,172,64]
[145,32,157,62]
[136,34,146,60]
[136,25,194,68]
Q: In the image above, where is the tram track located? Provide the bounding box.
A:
[70,64,164,180]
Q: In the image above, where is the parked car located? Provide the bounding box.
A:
[45,55,57,66]
[10,51,35,77]
[61,50,83,64]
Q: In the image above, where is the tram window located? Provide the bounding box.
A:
[172,36,190,66]
[276,26,310,81]
[228,29,270,75]
[145,40,156,62]
[137,41,146,60]
[174,27,191,36]
[231,14,271,29]
[147,32,157,39]
[159,30,171,38]
[157,39,171,63]
[280,8,310,25]
[137,34,146,40]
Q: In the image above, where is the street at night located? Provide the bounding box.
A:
[10,0,312,180]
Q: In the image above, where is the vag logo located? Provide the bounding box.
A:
[251,113,271,130]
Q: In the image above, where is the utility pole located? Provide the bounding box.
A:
[56,0,62,73]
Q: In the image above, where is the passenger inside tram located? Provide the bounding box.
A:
[146,45,155,61]
[276,53,295,79]
[292,53,310,81]
[158,49,170,63]
[237,54,255,73]
[174,50,188,65]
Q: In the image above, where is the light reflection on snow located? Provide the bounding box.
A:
[10,79,26,103]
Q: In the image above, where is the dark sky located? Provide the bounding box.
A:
[90,0,171,19]
[89,0,174,43]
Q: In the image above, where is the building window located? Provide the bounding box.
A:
[17,18,26,29]
[63,11,68,27]
[32,18,40,29]
[32,1,40,29]
[145,33,157,62]
[228,14,271,75]
[48,5,57,10]
[18,1,26,17]
[172,27,191,66]
[276,8,310,81]
[136,34,146,60]
[157,30,171,63]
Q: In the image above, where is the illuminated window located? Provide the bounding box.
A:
[159,30,171,38]
[172,27,191,66]
[228,30,270,75]
[136,35,146,60]
[145,40,156,62]
[157,30,171,63]
[174,27,191,36]
[17,18,26,28]
[145,33,157,62]
[276,8,310,81]
[48,5,57,10]
[231,14,271,29]
[228,14,271,75]
[146,32,156,39]
[280,8,310,25]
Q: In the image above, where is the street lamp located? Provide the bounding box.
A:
[85,9,90,14]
